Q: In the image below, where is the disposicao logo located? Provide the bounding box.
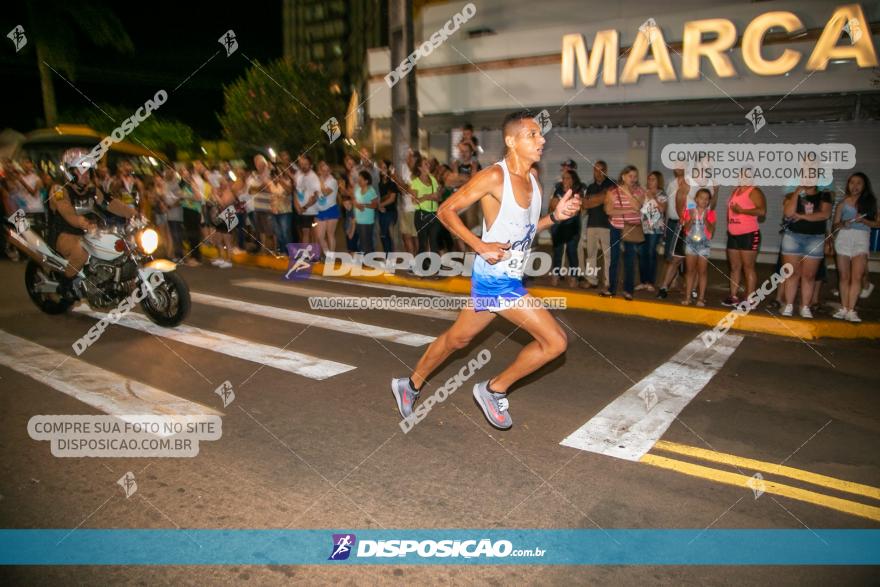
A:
[284,243,320,281]
[328,533,356,560]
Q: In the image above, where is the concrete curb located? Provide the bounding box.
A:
[200,247,880,341]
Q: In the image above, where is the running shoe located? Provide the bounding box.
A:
[721,295,740,307]
[799,306,813,319]
[860,283,875,299]
[832,307,849,320]
[846,310,862,323]
[472,381,512,430]
[781,304,794,317]
[656,288,668,299]
[391,378,420,419]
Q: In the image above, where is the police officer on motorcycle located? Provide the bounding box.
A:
[50,147,137,295]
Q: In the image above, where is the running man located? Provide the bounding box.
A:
[284,244,314,278]
[391,111,581,430]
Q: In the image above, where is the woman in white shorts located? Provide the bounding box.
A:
[832,172,878,323]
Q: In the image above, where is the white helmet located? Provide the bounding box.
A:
[61,147,94,181]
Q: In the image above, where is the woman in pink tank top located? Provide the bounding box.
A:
[724,183,766,307]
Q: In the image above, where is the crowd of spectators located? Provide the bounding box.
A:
[1,124,877,320]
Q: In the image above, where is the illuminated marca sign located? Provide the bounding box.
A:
[562,4,877,88]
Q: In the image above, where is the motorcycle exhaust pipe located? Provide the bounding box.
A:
[4,225,69,274]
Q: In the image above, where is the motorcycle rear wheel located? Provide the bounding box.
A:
[25,260,74,315]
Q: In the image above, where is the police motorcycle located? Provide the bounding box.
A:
[3,149,190,327]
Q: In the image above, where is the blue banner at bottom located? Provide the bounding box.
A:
[1,530,878,565]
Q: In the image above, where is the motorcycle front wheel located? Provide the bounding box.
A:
[140,271,191,327]
[25,260,74,315]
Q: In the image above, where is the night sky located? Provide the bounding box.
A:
[0,1,284,138]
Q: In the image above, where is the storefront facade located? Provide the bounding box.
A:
[365,0,880,256]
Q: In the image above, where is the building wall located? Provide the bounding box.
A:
[367,0,879,118]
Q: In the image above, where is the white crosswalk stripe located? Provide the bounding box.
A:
[72,306,356,380]
[191,291,435,347]
[231,279,460,321]
[560,332,744,461]
[0,329,220,424]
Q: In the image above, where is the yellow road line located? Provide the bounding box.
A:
[640,453,880,522]
[653,440,880,501]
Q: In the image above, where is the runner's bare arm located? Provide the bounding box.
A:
[437,166,506,260]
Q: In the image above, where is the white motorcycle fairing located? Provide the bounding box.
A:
[82,231,125,262]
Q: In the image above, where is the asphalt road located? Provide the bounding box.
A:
[0,258,877,585]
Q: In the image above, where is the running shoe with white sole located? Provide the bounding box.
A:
[832,307,849,320]
[391,378,419,419]
[799,306,813,319]
[781,304,794,317]
[861,283,875,299]
[472,381,512,430]
[846,310,862,323]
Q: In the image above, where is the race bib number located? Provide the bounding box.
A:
[505,250,525,279]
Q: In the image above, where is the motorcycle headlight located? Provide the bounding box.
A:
[137,228,159,255]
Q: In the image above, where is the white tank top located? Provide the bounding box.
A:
[473,158,542,283]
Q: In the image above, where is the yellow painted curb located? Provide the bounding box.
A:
[200,248,880,341]
[640,453,880,522]
[652,440,880,501]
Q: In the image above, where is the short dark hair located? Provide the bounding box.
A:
[501,110,535,138]
[358,169,373,185]
[463,123,474,131]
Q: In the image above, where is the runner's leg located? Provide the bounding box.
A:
[487,297,567,393]
[409,306,496,389]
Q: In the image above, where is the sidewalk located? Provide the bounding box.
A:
[201,246,880,341]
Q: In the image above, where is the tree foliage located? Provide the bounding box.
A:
[219,58,346,159]
[61,105,197,159]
